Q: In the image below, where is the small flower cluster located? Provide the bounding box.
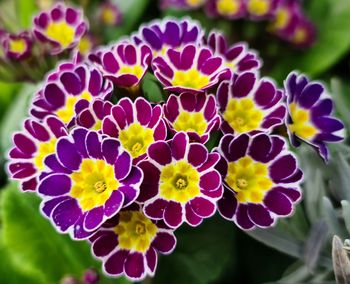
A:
[160,0,316,48]
[7,6,344,281]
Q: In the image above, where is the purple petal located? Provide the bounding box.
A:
[124,252,145,280]
[264,189,293,216]
[152,231,176,254]
[38,174,71,196]
[247,204,274,227]
[164,201,183,228]
[190,197,215,218]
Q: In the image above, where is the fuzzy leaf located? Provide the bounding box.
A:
[332,235,350,284]
[322,197,348,239]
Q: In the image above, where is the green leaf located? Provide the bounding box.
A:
[142,73,164,103]
[154,215,236,284]
[332,235,350,284]
[322,197,348,240]
[270,0,350,81]
[0,183,125,284]
[14,0,38,28]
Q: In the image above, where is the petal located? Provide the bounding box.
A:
[164,201,183,228]
[144,199,168,219]
[57,138,82,171]
[152,231,176,254]
[52,198,81,232]
[148,141,172,166]
[104,250,129,276]
[104,190,124,217]
[264,189,293,216]
[188,143,208,168]
[38,174,71,196]
[218,188,237,220]
[84,206,104,231]
[92,231,118,257]
[171,132,188,160]
[124,252,146,280]
[190,197,216,218]
[247,204,274,227]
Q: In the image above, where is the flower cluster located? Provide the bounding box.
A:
[7,12,344,282]
[160,0,316,47]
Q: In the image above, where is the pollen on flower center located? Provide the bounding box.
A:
[46,21,75,47]
[94,181,107,193]
[273,8,290,30]
[247,0,269,16]
[217,0,240,15]
[131,142,142,154]
[118,65,144,79]
[236,178,248,189]
[135,222,146,235]
[175,177,188,190]
[9,39,26,53]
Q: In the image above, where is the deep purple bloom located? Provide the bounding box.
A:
[1,31,32,60]
[7,116,68,191]
[31,62,113,127]
[99,1,122,27]
[205,0,246,19]
[102,97,167,163]
[160,0,205,10]
[133,18,204,55]
[288,16,316,48]
[96,42,152,88]
[33,3,88,54]
[246,0,280,20]
[284,72,345,161]
[216,133,303,230]
[38,128,143,239]
[90,207,176,281]
[164,92,221,143]
[217,72,286,134]
[138,132,223,229]
[206,31,261,74]
[152,44,230,93]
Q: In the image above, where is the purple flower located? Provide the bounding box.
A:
[246,0,280,20]
[138,132,223,229]
[90,207,176,281]
[217,72,286,134]
[77,99,113,131]
[205,0,246,19]
[78,33,97,56]
[160,0,206,10]
[96,42,152,88]
[7,116,68,191]
[288,16,316,48]
[31,62,113,126]
[284,72,345,161]
[152,44,230,93]
[33,3,88,54]
[133,18,204,55]
[1,31,32,60]
[164,92,221,143]
[102,97,167,163]
[38,128,143,239]
[99,1,122,27]
[206,31,261,74]
[216,133,303,230]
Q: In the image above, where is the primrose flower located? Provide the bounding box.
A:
[289,17,316,48]
[77,99,113,131]
[152,44,230,93]
[246,0,280,20]
[96,42,152,88]
[38,128,143,239]
[133,18,204,55]
[78,34,96,56]
[284,72,345,161]
[90,206,176,281]
[217,72,286,134]
[205,0,246,19]
[99,1,122,27]
[217,133,303,230]
[1,32,32,60]
[206,31,261,74]
[160,0,205,10]
[164,92,221,143]
[33,3,88,54]
[102,97,167,163]
[31,63,113,126]
[7,116,68,191]
[138,132,223,228]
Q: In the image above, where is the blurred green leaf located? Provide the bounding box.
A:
[154,215,236,284]
[142,73,164,103]
[1,183,124,284]
[332,235,350,284]
[270,0,350,81]
[322,197,348,240]
[14,0,38,29]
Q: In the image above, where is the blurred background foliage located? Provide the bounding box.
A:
[1,0,350,283]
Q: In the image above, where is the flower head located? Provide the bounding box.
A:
[284,72,345,161]
[153,44,230,93]
[33,3,88,54]
[133,18,204,55]
[78,34,96,56]
[90,206,176,281]
[99,1,122,27]
[96,42,152,88]
[1,32,32,60]
[164,92,221,143]
[31,63,113,126]
[217,72,286,134]
[289,17,316,48]
[7,116,68,191]
[246,0,280,20]
[205,0,246,19]
[138,132,223,228]
[102,97,167,163]
[160,0,205,10]
[38,128,143,239]
[217,133,303,230]
[206,31,261,74]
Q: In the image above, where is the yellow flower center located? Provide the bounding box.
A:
[159,160,200,203]
[225,61,237,72]
[56,91,93,124]
[118,122,154,158]
[92,119,102,131]
[33,138,57,171]
[173,111,208,136]
[70,159,120,212]
[78,36,92,55]
[292,27,307,44]
[46,21,75,48]
[172,69,210,90]
[114,211,158,253]
[217,0,240,15]
[288,103,318,140]
[8,38,26,54]
[118,65,144,79]
[101,8,117,25]
[223,98,263,133]
[272,8,290,30]
[225,157,273,204]
[247,0,269,16]
[186,0,204,7]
